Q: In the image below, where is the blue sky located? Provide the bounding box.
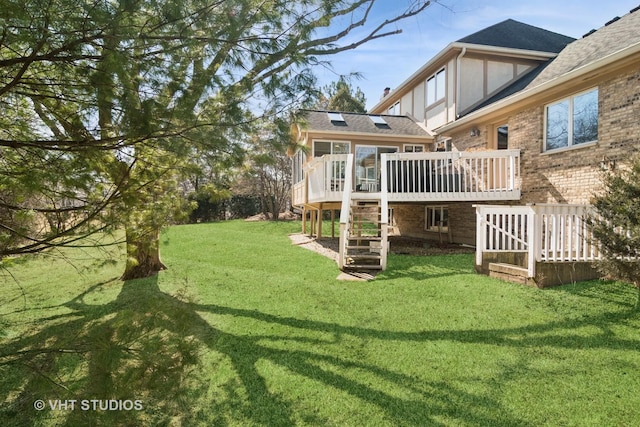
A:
[316,0,640,110]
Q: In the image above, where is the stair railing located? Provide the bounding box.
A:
[379,153,390,270]
[338,154,355,270]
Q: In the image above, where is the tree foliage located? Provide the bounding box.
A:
[1,0,432,278]
[314,77,367,112]
[236,117,293,220]
[589,159,640,290]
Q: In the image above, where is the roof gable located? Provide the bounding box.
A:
[437,7,640,133]
[456,19,575,53]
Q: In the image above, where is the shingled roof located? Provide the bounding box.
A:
[442,6,640,128]
[524,7,640,88]
[457,19,575,53]
[299,110,430,137]
[463,6,640,117]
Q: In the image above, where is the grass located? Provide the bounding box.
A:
[1,220,640,426]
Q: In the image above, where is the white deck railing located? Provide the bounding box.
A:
[476,204,602,278]
[292,179,306,206]
[384,150,521,202]
[305,154,350,204]
[294,150,521,206]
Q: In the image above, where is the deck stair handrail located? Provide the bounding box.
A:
[338,153,389,272]
[338,154,354,270]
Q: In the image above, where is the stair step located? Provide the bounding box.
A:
[346,254,382,260]
[346,245,377,250]
[343,264,383,270]
[347,236,381,241]
[488,263,530,285]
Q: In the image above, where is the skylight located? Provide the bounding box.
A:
[369,115,388,126]
[327,112,345,124]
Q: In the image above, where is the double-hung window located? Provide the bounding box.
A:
[545,88,598,152]
[426,68,446,106]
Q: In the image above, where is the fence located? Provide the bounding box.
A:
[476,204,602,278]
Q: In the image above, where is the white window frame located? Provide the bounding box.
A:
[426,68,446,107]
[543,88,598,153]
[312,139,351,158]
[388,101,400,115]
[403,144,425,153]
[424,206,449,232]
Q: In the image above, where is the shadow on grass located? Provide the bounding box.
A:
[1,276,639,426]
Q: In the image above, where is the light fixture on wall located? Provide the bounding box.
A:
[600,156,616,171]
[469,128,480,137]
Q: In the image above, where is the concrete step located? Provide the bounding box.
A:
[489,262,530,285]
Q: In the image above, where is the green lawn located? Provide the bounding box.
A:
[1,221,639,426]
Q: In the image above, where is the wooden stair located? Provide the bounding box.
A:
[488,262,530,285]
[341,199,387,272]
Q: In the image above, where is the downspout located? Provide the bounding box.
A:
[455,47,467,119]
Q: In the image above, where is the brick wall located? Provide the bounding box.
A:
[447,68,640,204]
[514,68,640,204]
[390,202,477,245]
[393,68,640,244]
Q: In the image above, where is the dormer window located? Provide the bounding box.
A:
[426,68,446,106]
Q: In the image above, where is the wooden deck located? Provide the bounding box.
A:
[293,150,521,208]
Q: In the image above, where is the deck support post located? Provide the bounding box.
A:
[302,207,307,234]
[331,210,336,238]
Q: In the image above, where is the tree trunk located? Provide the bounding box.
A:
[121,227,166,280]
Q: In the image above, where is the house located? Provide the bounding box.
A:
[291,6,640,285]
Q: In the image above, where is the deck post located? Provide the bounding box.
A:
[302,207,307,234]
[331,209,336,238]
[318,208,323,238]
[475,205,484,268]
[526,206,537,278]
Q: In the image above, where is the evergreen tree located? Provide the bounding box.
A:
[0,0,432,279]
[589,158,640,295]
[315,77,367,113]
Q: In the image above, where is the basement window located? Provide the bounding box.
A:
[425,206,449,232]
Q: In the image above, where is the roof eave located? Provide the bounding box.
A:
[303,129,433,143]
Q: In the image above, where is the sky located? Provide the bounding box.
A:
[315,0,640,111]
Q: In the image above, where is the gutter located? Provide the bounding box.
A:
[304,130,433,142]
[436,40,640,134]
[455,47,467,119]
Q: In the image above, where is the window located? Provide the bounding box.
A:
[426,68,446,106]
[313,140,350,158]
[425,206,448,232]
[497,125,508,150]
[545,88,598,151]
[404,144,425,153]
[388,102,400,115]
[435,139,452,152]
[355,145,398,191]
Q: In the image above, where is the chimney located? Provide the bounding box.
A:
[383,87,390,97]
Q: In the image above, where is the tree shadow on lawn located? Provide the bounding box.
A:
[2,276,639,426]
